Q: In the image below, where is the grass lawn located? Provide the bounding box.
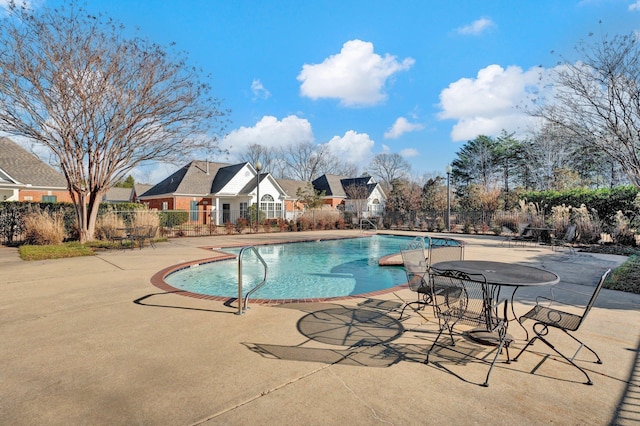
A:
[19,241,96,261]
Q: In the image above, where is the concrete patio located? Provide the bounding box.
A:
[1,230,639,425]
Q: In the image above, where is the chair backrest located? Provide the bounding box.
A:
[518,223,531,236]
[430,269,500,330]
[579,268,612,325]
[563,224,577,243]
[400,248,428,292]
[428,243,464,267]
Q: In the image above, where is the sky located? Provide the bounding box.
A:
[2,0,640,184]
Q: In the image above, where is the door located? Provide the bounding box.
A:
[222,203,231,224]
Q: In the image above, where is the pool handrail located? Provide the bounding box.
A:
[236,246,268,315]
[359,219,377,232]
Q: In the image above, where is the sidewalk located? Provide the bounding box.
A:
[1,231,639,425]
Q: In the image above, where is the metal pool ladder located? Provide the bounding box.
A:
[236,246,268,315]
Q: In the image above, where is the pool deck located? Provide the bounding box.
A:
[1,230,639,425]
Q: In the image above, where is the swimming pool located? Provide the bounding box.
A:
[164,235,457,301]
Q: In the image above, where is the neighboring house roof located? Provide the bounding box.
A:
[312,174,379,199]
[276,178,309,199]
[103,187,134,203]
[312,174,349,197]
[139,160,229,198]
[139,160,288,200]
[0,137,67,189]
[133,183,153,198]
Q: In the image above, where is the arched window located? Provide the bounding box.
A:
[259,194,282,218]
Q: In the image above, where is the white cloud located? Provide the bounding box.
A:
[399,148,419,158]
[297,39,415,107]
[324,130,375,167]
[456,17,495,35]
[384,117,424,139]
[250,79,271,100]
[437,64,547,141]
[630,1,640,11]
[220,115,314,160]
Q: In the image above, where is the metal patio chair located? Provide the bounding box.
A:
[548,224,577,253]
[426,269,510,387]
[512,269,612,385]
[399,244,431,319]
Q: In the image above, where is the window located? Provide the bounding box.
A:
[190,201,198,221]
[259,194,282,218]
[42,195,57,202]
[240,202,248,219]
[162,202,168,211]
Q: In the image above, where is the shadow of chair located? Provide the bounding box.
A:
[426,268,510,387]
[512,268,612,385]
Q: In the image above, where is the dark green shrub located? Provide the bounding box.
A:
[159,211,189,228]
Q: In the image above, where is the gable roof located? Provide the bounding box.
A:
[312,174,378,199]
[133,183,153,198]
[210,163,247,193]
[103,187,134,203]
[140,160,230,197]
[312,174,348,197]
[276,178,309,198]
[0,137,67,188]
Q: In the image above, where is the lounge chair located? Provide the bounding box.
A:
[512,269,612,385]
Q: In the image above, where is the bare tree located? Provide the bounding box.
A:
[369,153,410,192]
[279,141,330,181]
[239,144,277,172]
[0,1,226,241]
[343,183,370,221]
[534,32,640,188]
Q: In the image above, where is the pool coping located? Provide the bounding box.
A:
[150,234,462,305]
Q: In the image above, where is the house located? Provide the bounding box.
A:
[275,178,308,220]
[102,183,153,203]
[137,160,287,225]
[0,137,72,203]
[311,174,386,220]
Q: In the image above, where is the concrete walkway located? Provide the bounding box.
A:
[1,231,639,425]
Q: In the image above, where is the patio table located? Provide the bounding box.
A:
[432,260,559,343]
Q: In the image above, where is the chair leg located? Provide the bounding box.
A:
[513,334,593,385]
[562,329,602,364]
[483,334,506,387]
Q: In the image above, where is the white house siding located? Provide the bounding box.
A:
[254,178,285,219]
[217,164,255,194]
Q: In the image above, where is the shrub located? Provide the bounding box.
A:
[23,210,65,245]
[159,211,189,228]
[224,221,235,235]
[235,217,248,234]
[611,210,636,246]
[572,204,602,244]
[96,212,126,240]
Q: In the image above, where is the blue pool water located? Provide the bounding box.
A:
[165,235,451,300]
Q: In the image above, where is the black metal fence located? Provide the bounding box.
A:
[1,204,543,245]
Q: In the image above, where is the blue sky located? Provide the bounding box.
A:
[3,0,640,183]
